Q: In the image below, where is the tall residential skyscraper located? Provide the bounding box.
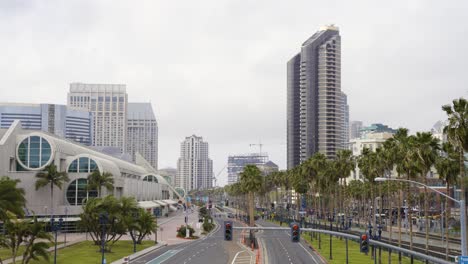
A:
[341,92,350,148]
[126,103,158,169]
[287,25,348,169]
[68,83,128,152]
[0,103,93,145]
[176,135,213,191]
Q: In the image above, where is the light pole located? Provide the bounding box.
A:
[64,207,68,245]
[375,177,467,256]
[51,217,63,264]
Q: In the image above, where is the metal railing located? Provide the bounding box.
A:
[232,226,453,264]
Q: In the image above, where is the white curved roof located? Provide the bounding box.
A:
[18,131,148,176]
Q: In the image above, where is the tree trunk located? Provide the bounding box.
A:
[460,148,467,255]
[50,183,54,218]
[249,192,255,227]
[408,176,413,250]
[446,182,450,260]
[424,171,429,256]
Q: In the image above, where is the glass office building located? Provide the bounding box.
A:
[0,103,93,145]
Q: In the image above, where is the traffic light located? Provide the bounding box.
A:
[360,233,369,253]
[291,223,300,242]
[224,221,233,241]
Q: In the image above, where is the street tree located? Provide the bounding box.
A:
[35,164,69,217]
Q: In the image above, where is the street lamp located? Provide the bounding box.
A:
[51,217,63,264]
[374,177,467,256]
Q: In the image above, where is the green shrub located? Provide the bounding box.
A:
[177,225,195,237]
[202,218,215,232]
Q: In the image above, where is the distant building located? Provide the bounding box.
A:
[227,153,278,184]
[176,135,213,192]
[359,123,397,138]
[431,120,447,142]
[287,24,348,169]
[341,92,350,148]
[347,132,394,182]
[0,103,93,145]
[68,83,128,153]
[126,103,158,169]
[157,167,177,186]
[349,121,363,140]
[0,121,180,217]
[258,160,279,176]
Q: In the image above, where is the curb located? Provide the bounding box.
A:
[111,242,168,264]
[303,237,329,264]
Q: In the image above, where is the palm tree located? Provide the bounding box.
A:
[87,170,114,197]
[400,135,422,251]
[385,127,410,255]
[412,132,439,255]
[35,164,69,217]
[239,165,262,227]
[335,149,355,227]
[0,177,26,221]
[435,142,460,260]
[442,97,467,253]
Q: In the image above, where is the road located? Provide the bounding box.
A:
[130,216,250,264]
[130,209,325,264]
[256,219,326,264]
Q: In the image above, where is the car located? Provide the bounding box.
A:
[227,212,234,218]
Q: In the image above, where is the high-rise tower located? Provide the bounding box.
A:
[126,103,158,169]
[287,25,348,169]
[68,83,128,152]
[176,135,213,192]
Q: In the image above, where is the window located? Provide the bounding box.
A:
[143,175,158,183]
[68,157,99,173]
[66,179,98,206]
[17,136,52,169]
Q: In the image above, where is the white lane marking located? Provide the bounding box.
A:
[231,250,245,264]
[298,242,320,264]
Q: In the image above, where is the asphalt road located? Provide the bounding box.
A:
[256,220,326,264]
[130,216,247,264]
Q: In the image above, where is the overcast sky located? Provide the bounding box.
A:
[1,0,467,186]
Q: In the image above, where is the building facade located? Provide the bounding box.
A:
[126,103,158,169]
[0,103,93,145]
[347,132,394,182]
[227,153,268,184]
[68,83,128,153]
[359,123,397,138]
[0,121,180,217]
[349,121,363,140]
[287,25,348,169]
[176,135,213,192]
[157,167,177,186]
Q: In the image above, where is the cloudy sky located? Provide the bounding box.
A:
[1,0,467,186]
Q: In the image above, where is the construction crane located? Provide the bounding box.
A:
[213,164,227,187]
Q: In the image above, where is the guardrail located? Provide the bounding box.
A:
[232,226,452,264]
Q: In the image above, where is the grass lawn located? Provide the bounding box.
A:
[303,232,424,264]
[0,242,59,261]
[264,219,426,264]
[28,240,155,264]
